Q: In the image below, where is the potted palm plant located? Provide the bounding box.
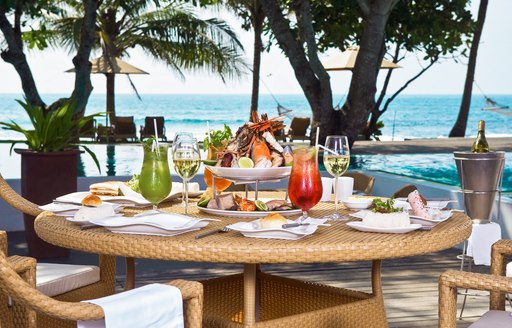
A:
[0,98,102,258]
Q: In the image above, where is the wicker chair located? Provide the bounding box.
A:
[0,175,116,327]
[439,240,512,327]
[0,252,203,328]
[344,171,375,195]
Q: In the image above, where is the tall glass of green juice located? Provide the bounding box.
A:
[139,141,172,210]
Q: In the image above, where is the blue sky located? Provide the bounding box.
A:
[1,0,510,96]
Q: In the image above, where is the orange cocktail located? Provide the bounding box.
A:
[288,147,322,222]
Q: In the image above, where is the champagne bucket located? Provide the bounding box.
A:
[454,151,505,224]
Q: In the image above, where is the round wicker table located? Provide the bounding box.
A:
[35,192,472,328]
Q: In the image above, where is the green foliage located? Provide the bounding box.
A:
[0,98,103,172]
[203,124,232,150]
[371,121,384,141]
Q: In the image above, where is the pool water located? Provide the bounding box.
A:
[1,143,510,193]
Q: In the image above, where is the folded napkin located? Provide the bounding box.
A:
[74,205,116,223]
[467,222,502,266]
[77,283,183,328]
[300,217,330,225]
[90,212,219,230]
[117,182,200,201]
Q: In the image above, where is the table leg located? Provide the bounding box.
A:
[371,260,388,327]
[243,264,258,326]
[125,257,136,291]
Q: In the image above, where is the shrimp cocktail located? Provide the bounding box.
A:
[139,140,172,210]
[288,147,322,223]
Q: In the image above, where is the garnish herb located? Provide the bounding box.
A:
[203,124,232,150]
[371,198,401,213]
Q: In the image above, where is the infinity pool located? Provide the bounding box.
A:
[1,143,510,193]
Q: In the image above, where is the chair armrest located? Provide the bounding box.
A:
[0,231,7,256]
[490,240,512,309]
[439,270,512,328]
[165,280,203,328]
[0,175,41,217]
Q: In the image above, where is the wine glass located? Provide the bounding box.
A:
[287,147,322,223]
[323,136,350,220]
[172,132,195,154]
[173,137,201,214]
[139,141,172,211]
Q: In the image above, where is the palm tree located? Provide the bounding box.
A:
[45,0,246,123]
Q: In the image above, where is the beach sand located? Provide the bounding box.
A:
[351,137,512,155]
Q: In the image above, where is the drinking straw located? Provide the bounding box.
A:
[153,118,160,153]
[315,126,320,150]
[318,144,338,156]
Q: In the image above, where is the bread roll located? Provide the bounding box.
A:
[81,194,102,207]
[259,213,288,229]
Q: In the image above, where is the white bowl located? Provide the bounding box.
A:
[342,197,373,210]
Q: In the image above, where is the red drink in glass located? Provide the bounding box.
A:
[288,147,322,221]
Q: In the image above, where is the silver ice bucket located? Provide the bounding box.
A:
[454,151,505,224]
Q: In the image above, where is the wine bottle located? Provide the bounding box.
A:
[471,120,489,153]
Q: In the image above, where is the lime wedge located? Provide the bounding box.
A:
[202,160,218,166]
[238,157,254,168]
[254,200,268,211]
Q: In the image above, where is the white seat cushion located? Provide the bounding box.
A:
[36,263,100,297]
[469,310,512,328]
[507,261,512,277]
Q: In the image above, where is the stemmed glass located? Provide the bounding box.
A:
[172,137,201,214]
[139,141,172,211]
[287,147,322,223]
[323,136,350,220]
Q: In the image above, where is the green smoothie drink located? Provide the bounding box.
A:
[139,141,172,209]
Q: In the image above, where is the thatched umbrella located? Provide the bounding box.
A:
[66,55,149,125]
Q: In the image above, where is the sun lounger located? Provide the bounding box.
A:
[113,116,137,142]
[140,116,167,141]
[286,117,310,141]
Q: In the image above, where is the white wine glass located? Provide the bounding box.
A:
[172,137,201,214]
[323,136,350,220]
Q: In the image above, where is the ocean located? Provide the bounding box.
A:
[1,93,511,141]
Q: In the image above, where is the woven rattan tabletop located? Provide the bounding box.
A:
[35,192,472,264]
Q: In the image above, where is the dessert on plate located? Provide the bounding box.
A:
[363,198,410,228]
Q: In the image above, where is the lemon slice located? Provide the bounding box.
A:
[254,200,268,211]
[238,157,254,168]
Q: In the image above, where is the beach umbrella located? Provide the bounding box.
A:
[66,55,149,125]
[323,46,401,71]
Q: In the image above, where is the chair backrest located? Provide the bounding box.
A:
[144,116,165,135]
[288,117,310,137]
[0,251,203,327]
[114,116,136,134]
[392,184,418,199]
[344,172,375,195]
[0,174,41,217]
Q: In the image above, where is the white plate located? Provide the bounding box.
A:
[409,210,453,227]
[197,198,301,218]
[394,198,456,209]
[88,213,218,236]
[56,191,202,207]
[342,197,373,210]
[346,222,422,234]
[205,166,291,181]
[226,219,318,240]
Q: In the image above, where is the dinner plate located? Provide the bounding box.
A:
[226,219,318,240]
[346,222,422,234]
[197,198,301,218]
[205,166,291,181]
[409,210,453,227]
[56,191,202,207]
[88,213,218,236]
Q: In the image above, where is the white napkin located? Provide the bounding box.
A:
[74,205,117,223]
[117,182,200,200]
[300,217,330,225]
[467,222,502,266]
[90,212,219,230]
[77,283,183,328]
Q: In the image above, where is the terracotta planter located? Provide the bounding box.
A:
[15,149,82,258]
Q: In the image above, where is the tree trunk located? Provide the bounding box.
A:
[342,0,398,146]
[449,0,488,137]
[261,0,339,145]
[249,4,264,121]
[106,73,116,125]
[0,7,45,108]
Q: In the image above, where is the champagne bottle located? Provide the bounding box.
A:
[471,120,489,153]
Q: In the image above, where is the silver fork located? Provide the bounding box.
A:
[195,226,231,239]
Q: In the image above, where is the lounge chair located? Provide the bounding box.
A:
[95,123,114,142]
[78,119,96,141]
[0,250,203,328]
[0,174,116,327]
[344,171,375,195]
[286,117,310,142]
[140,116,167,141]
[438,240,512,328]
[113,116,137,142]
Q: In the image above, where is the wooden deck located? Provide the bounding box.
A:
[7,231,509,327]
